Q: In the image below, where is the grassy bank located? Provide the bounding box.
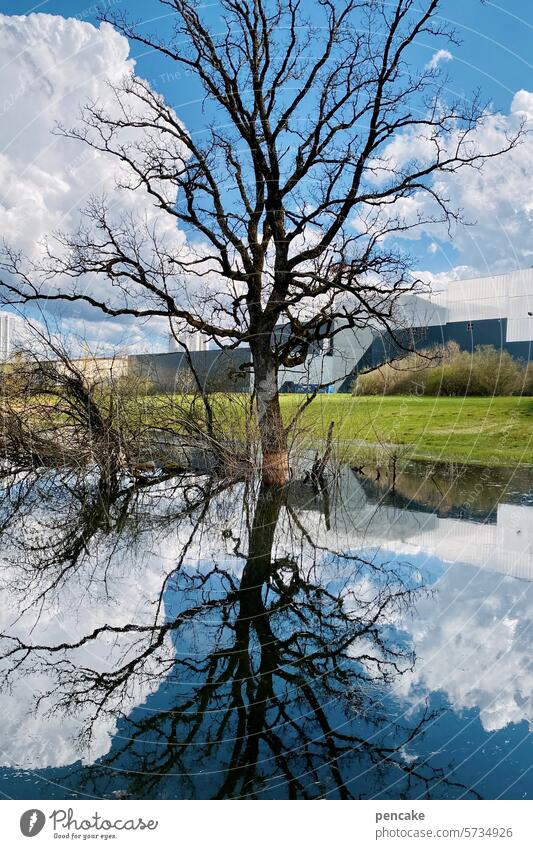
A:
[279,395,533,466]
[9,390,531,469]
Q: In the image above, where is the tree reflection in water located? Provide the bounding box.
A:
[0,464,478,799]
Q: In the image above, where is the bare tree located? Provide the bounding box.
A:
[0,0,523,484]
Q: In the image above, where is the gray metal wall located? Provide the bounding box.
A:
[129,349,252,393]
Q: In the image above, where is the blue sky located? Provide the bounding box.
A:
[3,0,533,119]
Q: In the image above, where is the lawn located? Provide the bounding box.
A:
[279,395,533,466]
[12,391,532,467]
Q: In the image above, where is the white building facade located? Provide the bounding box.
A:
[279,268,533,392]
[0,312,12,361]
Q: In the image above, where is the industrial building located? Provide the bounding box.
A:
[160,267,533,393]
[2,268,533,393]
[279,267,533,392]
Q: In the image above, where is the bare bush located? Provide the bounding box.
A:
[0,332,258,482]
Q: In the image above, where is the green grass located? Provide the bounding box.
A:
[14,391,532,467]
[279,395,533,466]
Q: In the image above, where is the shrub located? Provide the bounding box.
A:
[354,343,526,397]
[354,342,457,396]
[464,346,523,396]
[522,363,533,396]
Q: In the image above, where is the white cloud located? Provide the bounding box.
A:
[425,49,453,70]
[364,90,533,283]
[395,564,533,733]
[0,14,129,250]
[0,531,172,769]
[2,13,533,341]
[0,13,186,352]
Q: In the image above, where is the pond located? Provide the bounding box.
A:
[0,459,531,800]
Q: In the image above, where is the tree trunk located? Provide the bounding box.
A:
[251,342,289,486]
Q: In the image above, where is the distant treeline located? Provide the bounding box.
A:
[354,343,533,397]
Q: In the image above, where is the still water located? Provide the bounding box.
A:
[0,461,531,799]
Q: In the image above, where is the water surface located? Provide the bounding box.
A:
[0,461,531,799]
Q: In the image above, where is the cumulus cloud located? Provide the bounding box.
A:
[425,48,453,70]
[2,12,533,341]
[369,90,533,282]
[0,13,185,352]
[395,564,533,733]
[0,534,173,769]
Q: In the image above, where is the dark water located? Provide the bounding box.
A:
[0,460,532,800]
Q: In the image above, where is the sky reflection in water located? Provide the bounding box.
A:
[0,462,531,799]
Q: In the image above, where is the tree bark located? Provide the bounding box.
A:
[251,342,289,487]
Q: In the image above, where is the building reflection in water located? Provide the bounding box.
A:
[0,461,530,798]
